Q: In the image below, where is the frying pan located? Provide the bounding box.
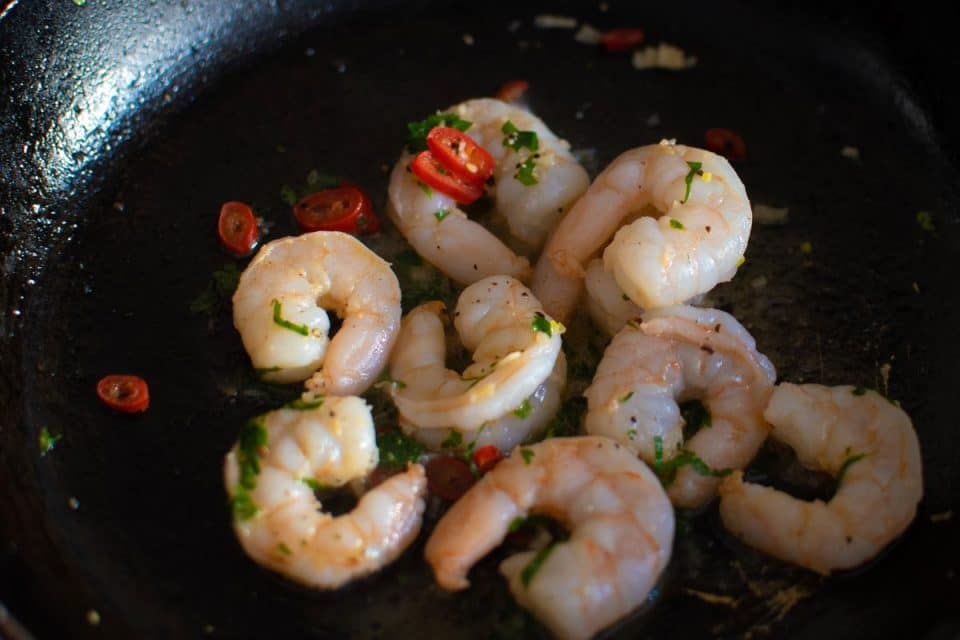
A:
[2,1,959,638]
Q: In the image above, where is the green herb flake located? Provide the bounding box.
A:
[280,185,299,206]
[669,218,686,230]
[39,426,62,456]
[501,121,539,152]
[435,208,451,222]
[305,169,340,190]
[627,429,638,440]
[277,542,293,556]
[377,430,425,468]
[619,391,635,404]
[272,299,311,336]
[520,543,556,587]
[916,211,935,233]
[418,181,434,198]
[852,386,867,396]
[72,0,86,6]
[254,366,281,377]
[681,161,703,204]
[836,453,867,485]
[531,311,552,336]
[514,157,538,186]
[286,397,324,410]
[441,431,464,449]
[520,448,535,465]
[513,399,533,419]
[800,240,813,254]
[231,488,258,520]
[654,435,665,468]
[190,263,241,315]
[652,435,730,487]
[237,416,268,490]
[300,477,328,492]
[508,516,528,532]
[406,112,472,152]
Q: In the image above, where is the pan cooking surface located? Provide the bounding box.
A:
[3,2,959,638]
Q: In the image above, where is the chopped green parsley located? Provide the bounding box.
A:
[916,211,935,233]
[300,477,328,492]
[836,453,867,485]
[619,391,635,404]
[190,263,241,315]
[435,208,451,222]
[39,426,62,456]
[277,542,293,556]
[272,299,310,336]
[514,399,533,419]
[501,121,540,152]
[531,311,552,336]
[441,431,464,449]
[681,161,703,204]
[285,397,324,410]
[652,435,730,487]
[520,543,556,587]
[851,386,867,396]
[669,218,686,230]
[406,113,472,152]
[377,430,424,468]
[520,448,535,464]
[231,488,258,520]
[514,157,538,186]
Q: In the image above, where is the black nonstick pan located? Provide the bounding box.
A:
[2,1,959,638]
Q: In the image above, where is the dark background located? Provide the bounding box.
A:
[2,1,959,638]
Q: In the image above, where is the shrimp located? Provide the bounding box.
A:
[232,231,401,395]
[408,352,567,453]
[583,257,642,336]
[387,98,589,284]
[718,383,923,574]
[223,396,427,589]
[584,305,776,508]
[388,276,563,431]
[531,140,751,322]
[425,436,674,640]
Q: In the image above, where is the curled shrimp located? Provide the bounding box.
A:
[223,396,427,589]
[531,140,751,322]
[719,383,923,574]
[388,98,589,284]
[425,436,674,640]
[407,352,567,454]
[584,305,776,508]
[388,276,563,431]
[232,231,401,395]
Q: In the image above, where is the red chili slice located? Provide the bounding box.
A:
[471,445,504,474]
[425,455,475,501]
[495,79,530,103]
[96,375,150,413]
[426,127,496,187]
[410,151,484,205]
[217,201,259,256]
[599,28,645,53]
[293,183,380,235]
[704,128,747,161]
